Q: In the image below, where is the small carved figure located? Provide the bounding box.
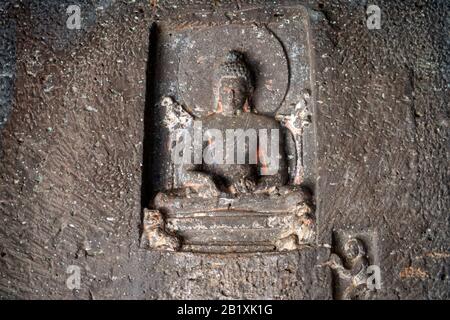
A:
[329,231,378,300]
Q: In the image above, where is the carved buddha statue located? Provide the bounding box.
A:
[142,51,315,253]
[198,51,288,194]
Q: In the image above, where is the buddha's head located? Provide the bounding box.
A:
[215,51,253,116]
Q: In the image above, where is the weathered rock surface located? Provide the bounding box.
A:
[0,0,448,299]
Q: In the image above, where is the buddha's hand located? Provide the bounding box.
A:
[179,171,221,198]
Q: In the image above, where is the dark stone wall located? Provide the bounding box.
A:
[0,0,448,299]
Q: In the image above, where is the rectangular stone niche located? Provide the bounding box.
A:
[141,5,317,253]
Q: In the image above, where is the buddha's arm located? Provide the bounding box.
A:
[257,138,289,188]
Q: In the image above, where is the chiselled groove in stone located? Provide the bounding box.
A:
[173,226,290,231]
[165,211,294,218]
[264,24,291,113]
[182,244,277,254]
[183,230,286,243]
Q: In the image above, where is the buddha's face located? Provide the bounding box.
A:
[218,77,250,115]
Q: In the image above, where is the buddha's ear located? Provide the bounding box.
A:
[212,83,222,113]
[246,89,255,112]
[243,98,250,113]
[216,94,223,113]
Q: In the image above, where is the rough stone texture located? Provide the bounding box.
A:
[0,4,15,129]
[310,0,449,299]
[0,0,448,299]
